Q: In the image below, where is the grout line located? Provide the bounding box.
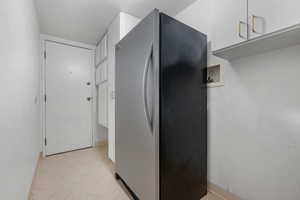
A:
[208,182,241,200]
[208,189,228,200]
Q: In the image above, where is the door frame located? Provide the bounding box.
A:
[40,34,96,157]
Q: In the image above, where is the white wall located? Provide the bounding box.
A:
[120,12,140,39]
[0,0,41,199]
[176,1,300,199]
[175,0,211,40]
[95,125,108,143]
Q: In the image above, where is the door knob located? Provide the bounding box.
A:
[87,97,93,101]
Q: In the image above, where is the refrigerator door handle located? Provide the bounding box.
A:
[142,44,154,134]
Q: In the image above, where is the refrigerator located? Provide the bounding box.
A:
[115,9,207,200]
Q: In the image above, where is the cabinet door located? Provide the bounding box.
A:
[98,83,108,127]
[95,44,101,66]
[98,84,103,125]
[102,34,107,59]
[99,34,108,62]
[212,0,248,51]
[249,0,300,39]
[97,61,108,83]
[95,66,101,85]
[103,83,108,127]
[102,61,107,82]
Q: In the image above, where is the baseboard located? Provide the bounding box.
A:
[28,152,42,200]
[208,182,241,200]
[95,140,108,147]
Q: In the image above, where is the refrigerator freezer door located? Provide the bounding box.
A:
[115,10,159,200]
[159,14,207,200]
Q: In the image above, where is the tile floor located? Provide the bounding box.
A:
[30,146,223,200]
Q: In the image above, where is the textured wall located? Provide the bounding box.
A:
[176,1,300,199]
[0,0,41,199]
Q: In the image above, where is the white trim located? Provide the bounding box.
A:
[40,34,96,50]
[40,34,96,157]
[91,49,97,147]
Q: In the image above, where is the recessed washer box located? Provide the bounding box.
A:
[207,64,224,88]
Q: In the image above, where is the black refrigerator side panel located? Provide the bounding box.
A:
[159,13,207,200]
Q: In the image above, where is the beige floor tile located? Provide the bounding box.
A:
[30,146,131,200]
[201,193,225,200]
[30,146,222,200]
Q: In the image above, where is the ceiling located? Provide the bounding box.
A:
[34,0,197,45]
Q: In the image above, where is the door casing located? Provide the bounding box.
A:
[40,34,96,157]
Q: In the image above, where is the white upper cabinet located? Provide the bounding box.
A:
[213,0,300,59]
[249,0,300,39]
[211,0,248,51]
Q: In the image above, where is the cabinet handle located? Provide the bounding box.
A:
[252,15,263,34]
[238,21,247,39]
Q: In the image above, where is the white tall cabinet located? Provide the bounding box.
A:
[107,13,140,162]
[95,34,108,128]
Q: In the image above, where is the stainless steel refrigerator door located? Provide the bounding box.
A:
[115,10,159,200]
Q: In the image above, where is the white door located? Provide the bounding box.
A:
[249,0,300,38]
[211,0,248,51]
[45,41,93,155]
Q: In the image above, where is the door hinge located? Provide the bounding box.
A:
[44,51,47,59]
[44,138,47,146]
[44,94,47,102]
